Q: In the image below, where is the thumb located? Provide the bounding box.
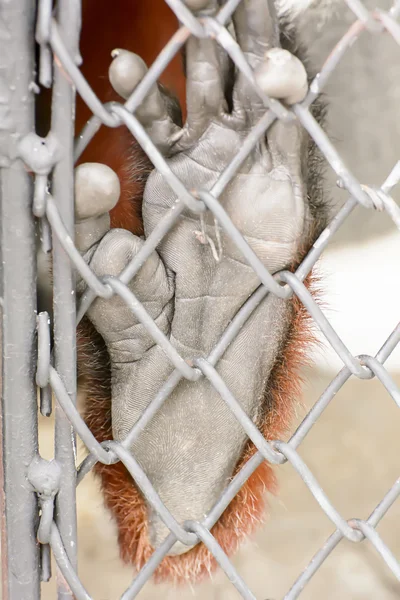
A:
[86,228,174,362]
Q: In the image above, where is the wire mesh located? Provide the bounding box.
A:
[1,0,400,598]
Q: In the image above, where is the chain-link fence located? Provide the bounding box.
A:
[1,0,400,598]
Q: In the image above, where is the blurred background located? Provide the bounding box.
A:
[28,0,400,598]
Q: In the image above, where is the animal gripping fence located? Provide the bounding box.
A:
[1,0,400,599]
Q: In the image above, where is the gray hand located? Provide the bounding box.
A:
[76,0,309,554]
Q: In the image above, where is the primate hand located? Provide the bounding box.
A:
[75,0,321,581]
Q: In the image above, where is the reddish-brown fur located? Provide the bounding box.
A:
[76,0,323,584]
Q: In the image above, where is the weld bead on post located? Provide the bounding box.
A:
[28,456,62,502]
[18,131,62,176]
[18,131,62,218]
[28,457,62,544]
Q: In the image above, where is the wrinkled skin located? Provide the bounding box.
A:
[76,0,314,554]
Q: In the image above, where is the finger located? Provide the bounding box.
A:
[109,49,181,151]
[232,0,280,115]
[74,162,120,254]
[233,0,279,61]
[184,1,228,132]
[86,229,174,359]
[254,48,308,171]
[254,48,308,105]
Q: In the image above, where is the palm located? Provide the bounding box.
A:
[142,117,304,356]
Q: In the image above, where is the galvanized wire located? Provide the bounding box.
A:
[2,0,400,598]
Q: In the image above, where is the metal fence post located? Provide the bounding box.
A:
[51,1,81,598]
[0,1,40,599]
